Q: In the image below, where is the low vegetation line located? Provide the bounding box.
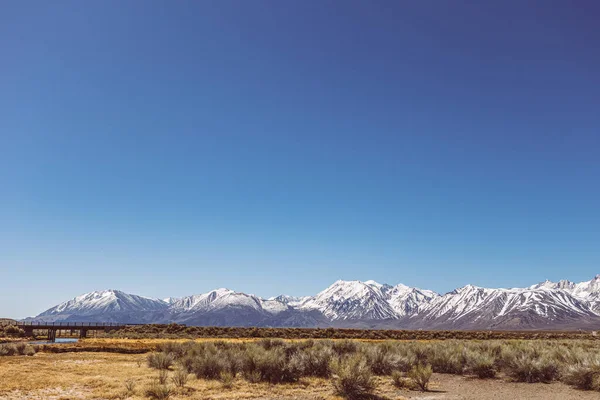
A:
[100,323,600,341]
[139,338,600,396]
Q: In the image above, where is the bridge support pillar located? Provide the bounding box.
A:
[48,329,56,343]
[79,329,88,339]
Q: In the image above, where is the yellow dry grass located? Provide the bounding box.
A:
[79,337,433,349]
[0,351,409,400]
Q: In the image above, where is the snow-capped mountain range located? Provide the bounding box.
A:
[29,275,600,330]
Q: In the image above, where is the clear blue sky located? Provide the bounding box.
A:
[2,1,599,318]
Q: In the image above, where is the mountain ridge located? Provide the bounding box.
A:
[27,275,600,330]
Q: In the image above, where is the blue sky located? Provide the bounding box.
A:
[1,1,599,318]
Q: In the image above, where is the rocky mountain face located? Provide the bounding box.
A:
[29,275,600,330]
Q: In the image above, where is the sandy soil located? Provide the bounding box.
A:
[399,374,600,400]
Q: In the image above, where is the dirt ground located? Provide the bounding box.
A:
[0,352,598,400]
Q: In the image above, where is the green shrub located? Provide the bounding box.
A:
[408,364,432,392]
[331,354,375,399]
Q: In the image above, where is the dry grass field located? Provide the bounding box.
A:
[0,350,599,400]
[1,337,600,399]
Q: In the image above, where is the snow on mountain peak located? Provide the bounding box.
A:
[32,274,600,329]
[298,279,436,320]
[300,279,397,320]
[38,289,168,317]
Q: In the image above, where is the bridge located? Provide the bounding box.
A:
[3,322,129,342]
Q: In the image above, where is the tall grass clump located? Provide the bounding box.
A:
[145,383,172,400]
[124,379,136,397]
[331,354,375,399]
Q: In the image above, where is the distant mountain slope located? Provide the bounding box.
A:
[33,290,169,324]
[408,285,597,329]
[29,275,600,330]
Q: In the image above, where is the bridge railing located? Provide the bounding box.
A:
[1,321,132,328]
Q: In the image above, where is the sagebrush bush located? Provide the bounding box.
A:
[408,364,433,392]
[290,344,333,377]
[258,338,286,350]
[139,336,600,392]
[245,345,302,384]
[505,355,559,383]
[362,344,403,375]
[331,354,375,399]
[392,370,414,389]
[466,351,496,378]
[331,339,358,356]
[428,343,466,374]
[0,325,25,338]
[562,360,600,391]
[158,370,169,385]
[0,344,17,356]
[23,345,36,356]
[189,349,231,379]
[147,352,174,370]
[171,368,188,388]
